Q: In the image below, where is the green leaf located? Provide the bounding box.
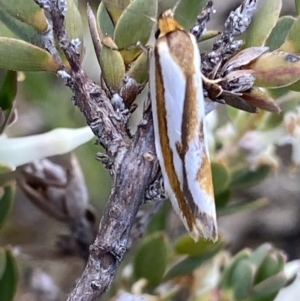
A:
[211,162,230,196]
[0,38,60,72]
[174,234,224,257]
[0,0,47,32]
[0,70,16,111]
[0,248,6,279]
[255,251,285,284]
[232,260,256,301]
[146,202,169,235]
[0,6,43,47]
[267,86,290,98]
[0,70,17,133]
[65,0,83,56]
[230,165,271,189]
[127,51,149,84]
[174,0,207,30]
[158,0,177,14]
[251,273,287,300]
[133,232,169,288]
[296,0,300,15]
[249,244,272,268]
[280,16,300,53]
[249,51,300,88]
[0,183,15,230]
[100,36,125,91]
[215,189,231,209]
[220,249,251,289]
[244,0,281,48]
[164,251,218,281]
[114,0,157,65]
[0,248,18,301]
[266,16,295,51]
[102,0,131,25]
[217,198,268,217]
[97,2,115,40]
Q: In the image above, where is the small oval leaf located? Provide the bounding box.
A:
[251,273,287,299]
[279,15,300,53]
[100,36,125,91]
[0,70,17,111]
[215,189,231,209]
[266,16,295,51]
[174,234,224,257]
[97,2,114,39]
[222,93,258,113]
[244,0,281,48]
[222,47,269,74]
[0,0,47,32]
[255,252,284,283]
[0,248,18,301]
[133,232,169,288]
[102,0,131,25]
[0,183,15,230]
[0,248,6,279]
[164,250,220,281]
[242,88,281,113]
[248,51,300,88]
[0,7,43,47]
[174,0,207,30]
[296,0,300,16]
[230,165,271,189]
[0,38,60,72]
[65,0,83,56]
[217,198,268,217]
[211,162,230,196]
[220,249,251,289]
[232,260,256,300]
[114,0,157,65]
[127,51,148,84]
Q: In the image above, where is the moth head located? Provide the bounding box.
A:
[155,9,183,39]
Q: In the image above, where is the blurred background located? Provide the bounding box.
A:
[1,0,300,300]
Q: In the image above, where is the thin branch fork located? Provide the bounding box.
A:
[34,0,159,300]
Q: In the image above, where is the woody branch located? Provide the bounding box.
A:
[34,0,159,300]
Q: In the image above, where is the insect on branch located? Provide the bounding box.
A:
[31,0,260,300]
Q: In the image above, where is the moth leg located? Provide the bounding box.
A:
[201,73,222,85]
[201,74,223,99]
[136,41,150,54]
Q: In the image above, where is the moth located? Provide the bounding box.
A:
[149,9,218,242]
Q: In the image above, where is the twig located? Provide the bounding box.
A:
[33,0,159,300]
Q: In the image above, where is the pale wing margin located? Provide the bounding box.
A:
[184,33,217,239]
[149,40,186,217]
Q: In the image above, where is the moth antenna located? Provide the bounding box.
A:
[172,0,181,15]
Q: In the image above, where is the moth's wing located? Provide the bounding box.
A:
[150,39,185,195]
[150,34,217,241]
[182,33,217,240]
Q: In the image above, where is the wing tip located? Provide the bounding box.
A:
[189,215,218,242]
